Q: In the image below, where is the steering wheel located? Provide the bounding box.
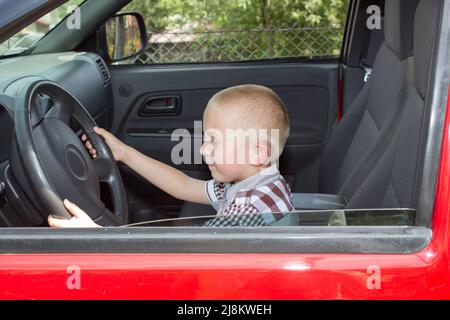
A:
[13,80,128,226]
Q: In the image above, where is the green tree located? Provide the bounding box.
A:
[122,0,349,62]
[124,0,348,31]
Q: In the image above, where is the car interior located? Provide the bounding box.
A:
[0,0,444,228]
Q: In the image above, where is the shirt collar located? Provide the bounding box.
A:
[226,164,280,201]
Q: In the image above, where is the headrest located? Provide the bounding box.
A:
[414,0,440,99]
[384,0,420,60]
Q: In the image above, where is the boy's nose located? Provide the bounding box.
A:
[200,141,212,156]
[200,142,215,165]
[199,143,206,156]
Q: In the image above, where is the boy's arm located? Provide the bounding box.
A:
[122,146,210,204]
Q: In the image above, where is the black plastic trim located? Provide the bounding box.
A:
[416,0,447,226]
[111,56,340,68]
[0,226,431,254]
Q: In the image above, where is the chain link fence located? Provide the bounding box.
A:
[130,27,343,64]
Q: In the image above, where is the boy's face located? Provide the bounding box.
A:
[200,104,269,183]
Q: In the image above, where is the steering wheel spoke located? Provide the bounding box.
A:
[44,99,73,124]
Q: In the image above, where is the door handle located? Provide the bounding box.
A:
[139,96,181,116]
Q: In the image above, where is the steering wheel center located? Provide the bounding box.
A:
[65,144,88,180]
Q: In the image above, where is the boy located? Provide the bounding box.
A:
[48,84,293,228]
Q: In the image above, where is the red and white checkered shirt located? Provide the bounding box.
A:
[203,165,293,227]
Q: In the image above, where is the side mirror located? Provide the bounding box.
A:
[104,12,147,62]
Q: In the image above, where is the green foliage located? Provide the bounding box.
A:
[124,0,348,31]
[121,0,350,63]
[54,0,86,19]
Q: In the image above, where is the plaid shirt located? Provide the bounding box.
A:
[203,164,293,227]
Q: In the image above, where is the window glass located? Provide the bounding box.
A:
[118,0,349,64]
[0,0,85,57]
[125,209,417,227]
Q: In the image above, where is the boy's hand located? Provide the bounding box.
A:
[82,127,130,162]
[48,199,100,228]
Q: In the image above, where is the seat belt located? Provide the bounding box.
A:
[360,59,373,83]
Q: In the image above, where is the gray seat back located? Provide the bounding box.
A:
[319,0,420,197]
[347,0,440,211]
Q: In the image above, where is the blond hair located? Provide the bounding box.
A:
[207,84,290,161]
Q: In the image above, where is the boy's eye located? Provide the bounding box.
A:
[203,135,215,144]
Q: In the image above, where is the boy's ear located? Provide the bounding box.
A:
[250,143,270,166]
